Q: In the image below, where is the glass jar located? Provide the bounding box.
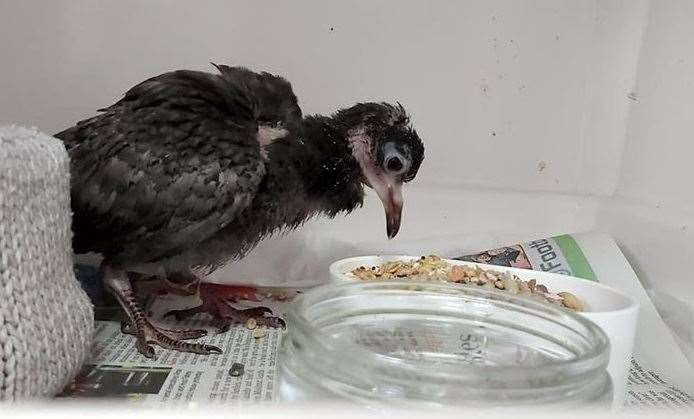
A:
[279,280,611,408]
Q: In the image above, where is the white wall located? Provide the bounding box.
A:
[0,0,648,196]
[598,0,694,299]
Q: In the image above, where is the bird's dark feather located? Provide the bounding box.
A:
[178,115,365,273]
[56,68,271,266]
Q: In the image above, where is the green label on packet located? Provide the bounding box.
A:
[522,235,596,280]
[456,234,597,281]
[550,235,597,280]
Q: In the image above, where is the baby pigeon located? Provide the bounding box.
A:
[56,64,425,357]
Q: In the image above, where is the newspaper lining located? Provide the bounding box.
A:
[60,304,286,405]
[63,232,694,409]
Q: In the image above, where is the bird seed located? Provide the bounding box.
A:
[245,318,257,330]
[350,255,585,312]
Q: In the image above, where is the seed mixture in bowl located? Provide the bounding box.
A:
[350,255,584,311]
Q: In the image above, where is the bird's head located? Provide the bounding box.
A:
[333,102,425,239]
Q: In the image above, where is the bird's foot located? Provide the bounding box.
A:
[211,305,286,333]
[165,303,285,334]
[164,284,285,334]
[132,270,201,297]
[120,319,221,358]
[103,265,221,358]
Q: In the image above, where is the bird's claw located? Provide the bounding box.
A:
[137,341,157,359]
[165,303,285,334]
[121,319,218,358]
[121,320,134,335]
[202,345,223,355]
[212,309,285,334]
[262,315,286,330]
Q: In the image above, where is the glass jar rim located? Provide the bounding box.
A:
[284,280,610,396]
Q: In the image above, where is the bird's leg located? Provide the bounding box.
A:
[129,270,200,299]
[120,319,208,341]
[162,269,201,296]
[165,282,285,333]
[103,265,221,358]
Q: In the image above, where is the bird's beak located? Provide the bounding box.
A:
[363,170,404,239]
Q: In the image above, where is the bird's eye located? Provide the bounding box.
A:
[386,156,404,172]
[382,142,409,175]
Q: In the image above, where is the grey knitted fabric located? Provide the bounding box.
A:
[0,125,94,400]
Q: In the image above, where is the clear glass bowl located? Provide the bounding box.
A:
[280,280,611,408]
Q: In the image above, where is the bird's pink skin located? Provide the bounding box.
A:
[349,129,404,239]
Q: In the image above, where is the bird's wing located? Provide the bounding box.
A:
[57,69,266,265]
[211,64,303,139]
[212,64,302,122]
